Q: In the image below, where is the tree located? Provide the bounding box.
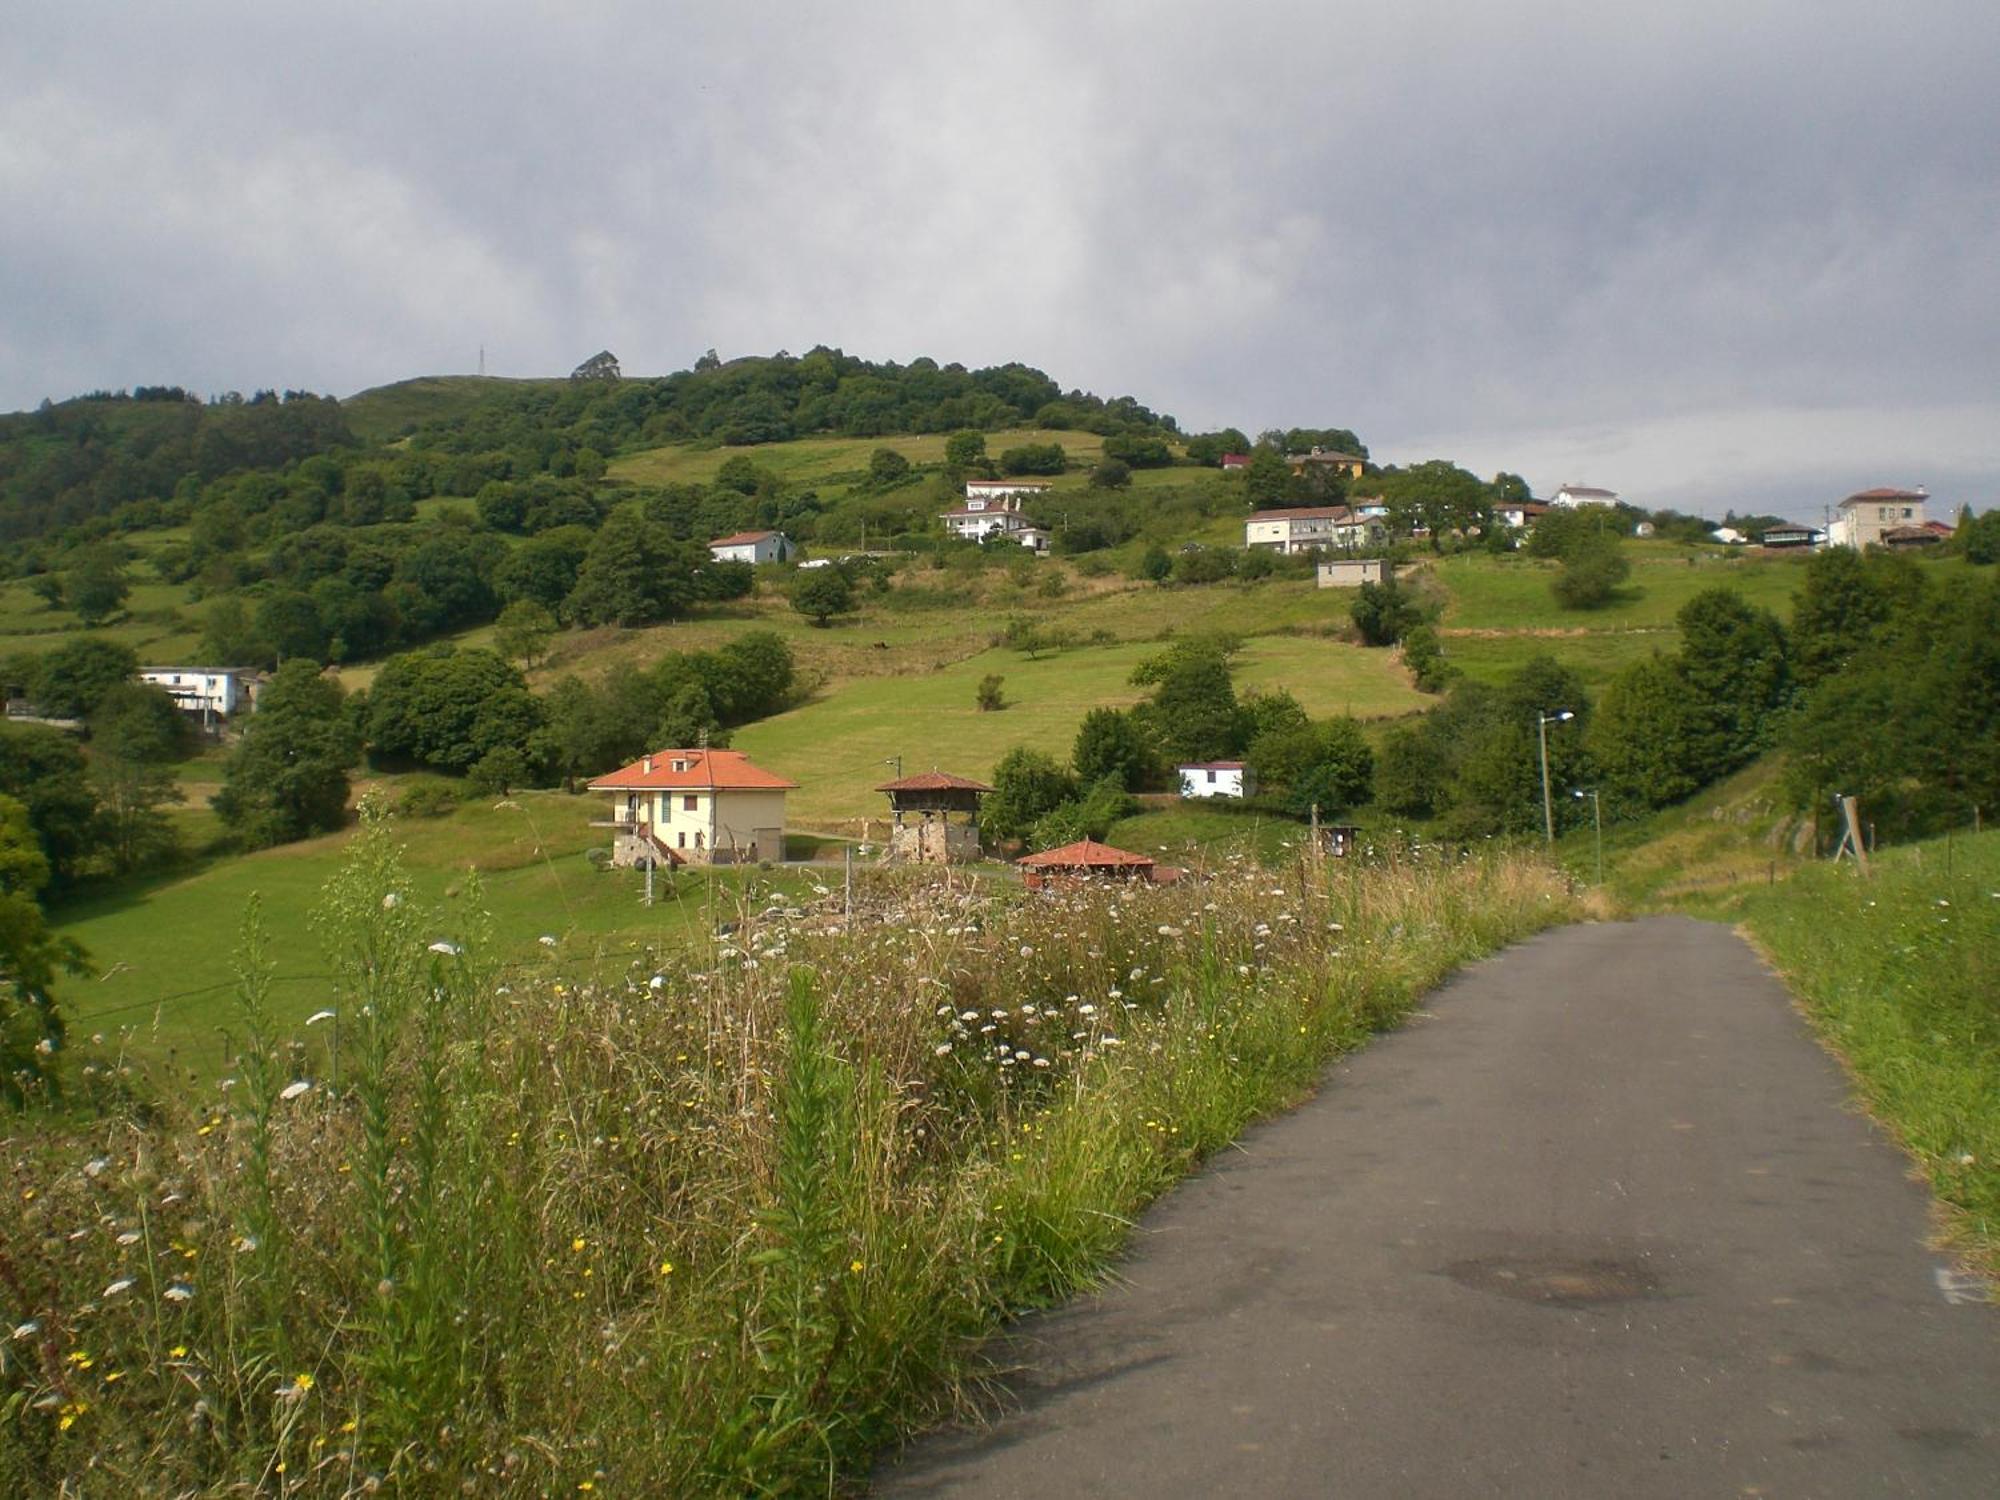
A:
[214,660,358,848]
[710,631,796,722]
[26,637,138,720]
[1089,457,1132,490]
[496,526,593,613]
[982,747,1076,845]
[998,443,1066,476]
[1550,536,1630,609]
[1285,720,1374,818]
[1351,577,1424,646]
[365,648,543,774]
[1400,625,1455,692]
[565,511,702,627]
[867,447,912,487]
[1958,508,2000,565]
[1789,546,1896,689]
[494,599,557,670]
[1244,447,1292,507]
[790,568,855,628]
[1673,588,1790,773]
[1130,637,1243,763]
[0,723,97,887]
[1586,656,1707,812]
[0,792,89,1107]
[253,588,330,663]
[88,684,189,873]
[976,674,1007,711]
[1136,545,1172,583]
[1377,723,1450,818]
[66,547,131,626]
[944,430,988,473]
[1072,707,1157,789]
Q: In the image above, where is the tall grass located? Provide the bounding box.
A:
[2,813,1575,1494]
[1718,830,2000,1272]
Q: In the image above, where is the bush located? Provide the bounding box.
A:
[1400,625,1455,692]
[1351,577,1422,646]
[1550,539,1631,609]
[976,674,1006,712]
[394,774,465,818]
[998,442,1066,476]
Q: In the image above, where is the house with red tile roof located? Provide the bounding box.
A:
[1826,487,1932,550]
[1244,505,1386,555]
[1017,839,1165,889]
[588,748,796,867]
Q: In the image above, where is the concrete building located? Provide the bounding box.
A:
[589,748,795,867]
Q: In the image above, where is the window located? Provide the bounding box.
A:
[1206,769,1217,784]
[683,795,697,812]
[677,831,686,848]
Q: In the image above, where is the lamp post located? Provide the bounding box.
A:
[1572,788,1602,885]
[884,755,902,781]
[1537,710,1574,846]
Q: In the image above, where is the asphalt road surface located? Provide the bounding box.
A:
[874,917,1999,1497]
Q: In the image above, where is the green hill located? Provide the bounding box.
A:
[339,374,570,444]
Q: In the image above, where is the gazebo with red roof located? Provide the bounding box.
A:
[1016,838,1159,890]
[876,770,993,864]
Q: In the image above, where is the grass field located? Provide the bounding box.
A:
[50,791,821,1068]
[0,567,211,665]
[339,375,570,444]
[732,632,1427,826]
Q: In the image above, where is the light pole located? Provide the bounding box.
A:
[883,755,902,781]
[1571,788,1602,884]
[1537,710,1574,846]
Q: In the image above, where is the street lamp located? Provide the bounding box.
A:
[884,755,902,781]
[1537,710,1574,846]
[1572,788,1602,884]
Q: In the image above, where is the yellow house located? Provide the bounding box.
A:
[588,748,796,867]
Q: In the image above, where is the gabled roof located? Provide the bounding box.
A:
[876,771,995,793]
[709,530,780,547]
[1016,839,1155,870]
[1840,486,1928,506]
[1286,450,1365,464]
[1178,761,1248,771]
[587,748,797,792]
[1246,505,1359,523]
[1556,484,1618,497]
[964,478,1051,489]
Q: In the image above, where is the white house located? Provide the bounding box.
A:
[1495,500,1550,529]
[941,494,1049,551]
[138,667,258,721]
[1244,505,1386,555]
[1551,484,1620,509]
[588,748,796,868]
[1826,487,1929,550]
[1178,761,1255,799]
[963,479,1054,506]
[708,530,793,565]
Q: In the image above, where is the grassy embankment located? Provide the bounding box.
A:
[1684,829,2000,1274]
[2,814,1579,1495]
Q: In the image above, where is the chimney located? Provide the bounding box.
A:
[642,755,652,774]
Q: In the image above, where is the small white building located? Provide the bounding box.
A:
[1316,558,1392,589]
[1245,506,1386,555]
[708,530,793,565]
[963,478,1054,506]
[138,667,258,720]
[1551,484,1620,509]
[1178,761,1254,799]
[1826,487,1929,550]
[1495,500,1550,529]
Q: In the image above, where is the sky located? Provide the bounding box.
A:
[4,1,1996,522]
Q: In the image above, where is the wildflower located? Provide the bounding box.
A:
[66,1351,94,1369]
[84,1156,110,1178]
[572,1236,588,1253]
[235,1235,259,1253]
[934,1042,953,1055]
[539,934,558,947]
[169,1345,188,1359]
[849,1259,864,1273]
[163,1282,194,1303]
[382,892,400,908]
[658,1260,674,1276]
[1019,945,1034,957]
[1077,1004,1097,1016]
[115,1230,139,1246]
[58,1401,87,1432]
[102,1278,135,1298]
[340,1418,358,1433]
[427,940,462,956]
[279,1080,312,1102]
[276,1372,314,1400]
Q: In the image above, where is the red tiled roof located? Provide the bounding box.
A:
[1841,487,1927,504]
[1016,839,1155,870]
[709,530,776,547]
[876,771,995,793]
[587,748,797,792]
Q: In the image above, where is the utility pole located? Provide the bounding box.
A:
[1572,788,1602,884]
[1537,710,1574,847]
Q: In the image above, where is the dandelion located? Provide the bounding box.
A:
[279,1080,312,1101]
[276,1373,314,1400]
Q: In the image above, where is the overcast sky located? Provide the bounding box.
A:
[5,2,1995,521]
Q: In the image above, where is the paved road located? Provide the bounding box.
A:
[875,917,1999,1497]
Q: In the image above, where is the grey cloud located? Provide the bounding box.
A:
[3,1,1995,515]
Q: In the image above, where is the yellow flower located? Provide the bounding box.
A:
[293,1372,315,1393]
[849,1259,864,1274]
[572,1236,587,1253]
[66,1351,93,1369]
[58,1401,87,1432]
[103,1371,124,1384]
[169,1345,188,1359]
[340,1418,358,1434]
[658,1261,674,1276]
